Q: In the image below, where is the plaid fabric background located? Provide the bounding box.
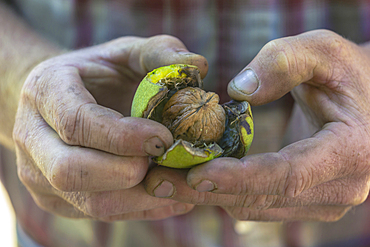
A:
[2,0,370,246]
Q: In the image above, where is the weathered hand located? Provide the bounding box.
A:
[13,35,208,221]
[144,30,370,221]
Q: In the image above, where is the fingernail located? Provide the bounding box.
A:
[143,137,165,156]
[175,48,194,56]
[154,180,175,198]
[172,203,187,214]
[195,180,216,192]
[232,69,259,95]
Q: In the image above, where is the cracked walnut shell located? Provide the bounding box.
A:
[162,87,226,144]
[131,64,254,169]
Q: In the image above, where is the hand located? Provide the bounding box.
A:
[13,35,208,221]
[144,30,370,221]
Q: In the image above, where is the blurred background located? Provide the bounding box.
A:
[0,182,16,247]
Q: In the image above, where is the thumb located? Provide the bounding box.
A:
[227,30,339,105]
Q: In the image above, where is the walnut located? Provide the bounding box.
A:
[162,87,226,144]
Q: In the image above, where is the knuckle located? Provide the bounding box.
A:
[84,193,114,218]
[284,169,308,198]
[12,116,33,152]
[250,196,278,210]
[106,126,130,155]
[17,163,32,187]
[19,66,46,106]
[313,30,349,60]
[263,39,291,71]
[55,104,86,146]
[280,154,311,198]
[49,154,81,192]
[235,195,255,208]
[16,158,56,194]
[12,129,25,150]
[236,195,278,210]
[232,178,249,195]
[354,190,369,205]
[261,39,304,81]
[120,158,148,188]
[342,187,369,206]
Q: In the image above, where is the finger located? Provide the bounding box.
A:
[145,165,368,210]
[16,148,55,195]
[187,122,362,198]
[15,110,150,192]
[30,193,88,219]
[224,205,351,222]
[227,30,354,105]
[17,135,179,218]
[145,167,263,207]
[99,203,195,222]
[101,35,209,78]
[59,184,181,218]
[15,149,89,218]
[23,66,173,157]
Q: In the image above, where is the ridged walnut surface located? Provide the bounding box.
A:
[162,87,226,144]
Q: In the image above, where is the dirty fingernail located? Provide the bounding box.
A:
[154,180,175,198]
[195,180,216,192]
[232,69,259,95]
[143,137,165,156]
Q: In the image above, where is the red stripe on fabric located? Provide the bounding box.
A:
[174,213,196,247]
[75,0,93,48]
[215,0,234,104]
[170,0,204,62]
[361,0,370,41]
[19,198,52,247]
[141,0,164,36]
[171,0,191,38]
[284,0,304,36]
[150,219,167,246]
[93,222,111,247]
[218,207,240,247]
[284,222,302,247]
[362,196,370,236]
[141,0,164,9]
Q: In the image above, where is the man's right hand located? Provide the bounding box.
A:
[12,35,208,221]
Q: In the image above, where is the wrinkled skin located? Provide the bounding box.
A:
[144,30,370,222]
[12,35,209,221]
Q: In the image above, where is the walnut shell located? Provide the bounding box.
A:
[162,87,226,144]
